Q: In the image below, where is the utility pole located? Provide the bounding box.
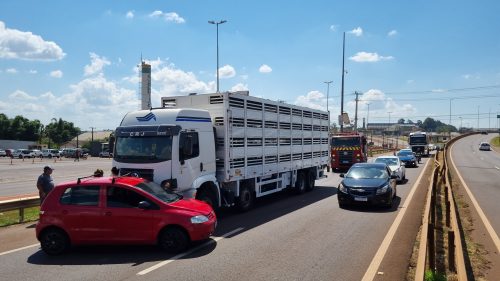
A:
[477,106,480,129]
[340,32,346,133]
[324,81,333,118]
[90,127,95,143]
[354,91,360,132]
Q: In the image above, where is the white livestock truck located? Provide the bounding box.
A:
[111,91,329,211]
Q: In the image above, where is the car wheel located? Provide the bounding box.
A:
[48,155,52,159]
[294,172,306,194]
[159,227,189,254]
[305,171,315,191]
[402,173,406,181]
[236,184,254,212]
[40,228,70,255]
[338,201,348,209]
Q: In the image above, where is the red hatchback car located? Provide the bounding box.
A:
[36,176,216,255]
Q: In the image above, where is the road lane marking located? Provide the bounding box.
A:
[137,227,244,276]
[495,166,500,171]
[361,158,431,281]
[449,142,500,252]
[0,244,39,256]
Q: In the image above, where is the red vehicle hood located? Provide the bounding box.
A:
[169,198,213,215]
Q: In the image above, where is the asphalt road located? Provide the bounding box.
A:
[450,134,500,242]
[0,157,114,199]
[0,155,431,281]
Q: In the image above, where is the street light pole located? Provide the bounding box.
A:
[340,32,346,133]
[208,20,227,93]
[324,80,333,116]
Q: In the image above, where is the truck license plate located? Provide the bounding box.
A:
[354,196,368,202]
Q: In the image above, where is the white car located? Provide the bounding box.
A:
[479,142,491,151]
[31,149,43,157]
[0,149,6,157]
[42,149,61,158]
[12,149,34,158]
[374,156,406,183]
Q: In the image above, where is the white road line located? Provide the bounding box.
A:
[495,166,500,171]
[137,227,244,276]
[0,244,39,256]
[449,142,500,252]
[361,159,431,281]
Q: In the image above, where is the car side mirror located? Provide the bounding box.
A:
[401,162,405,166]
[138,201,151,210]
[339,174,345,178]
[390,175,398,179]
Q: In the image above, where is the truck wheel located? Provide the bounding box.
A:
[40,228,70,255]
[294,172,306,194]
[236,184,254,212]
[159,227,189,254]
[196,189,218,212]
[305,172,315,191]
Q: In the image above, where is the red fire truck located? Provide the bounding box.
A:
[330,132,368,170]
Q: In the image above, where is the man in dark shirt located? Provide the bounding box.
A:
[37,166,55,203]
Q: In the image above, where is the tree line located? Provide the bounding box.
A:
[0,114,81,147]
[397,117,457,132]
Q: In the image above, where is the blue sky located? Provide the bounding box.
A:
[1,0,499,131]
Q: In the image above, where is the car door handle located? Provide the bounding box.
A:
[105,211,112,216]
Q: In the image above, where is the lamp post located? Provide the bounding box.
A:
[324,81,333,115]
[340,32,346,132]
[208,20,227,93]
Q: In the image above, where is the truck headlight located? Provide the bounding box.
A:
[376,184,389,195]
[338,183,348,193]
[191,215,209,224]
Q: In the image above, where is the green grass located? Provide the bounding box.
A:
[491,136,500,147]
[0,207,40,227]
[424,270,446,281]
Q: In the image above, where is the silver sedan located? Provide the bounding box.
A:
[374,156,406,183]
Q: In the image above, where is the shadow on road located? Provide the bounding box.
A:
[27,185,338,265]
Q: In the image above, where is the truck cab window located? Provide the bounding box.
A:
[179,132,199,161]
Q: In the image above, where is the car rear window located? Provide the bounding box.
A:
[60,186,100,206]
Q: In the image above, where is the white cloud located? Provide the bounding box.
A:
[9,90,37,100]
[348,27,363,37]
[259,64,272,73]
[218,65,236,78]
[388,30,398,37]
[330,25,338,32]
[126,11,134,19]
[50,70,63,78]
[231,83,249,92]
[356,89,417,122]
[6,68,17,74]
[349,52,394,62]
[149,11,185,23]
[462,73,480,80]
[295,91,327,111]
[0,21,65,61]
[84,52,111,76]
[29,69,37,74]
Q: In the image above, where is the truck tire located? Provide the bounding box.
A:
[294,172,306,194]
[305,171,315,191]
[196,188,218,212]
[236,184,254,212]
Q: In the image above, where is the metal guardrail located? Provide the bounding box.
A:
[415,133,476,280]
[0,196,40,223]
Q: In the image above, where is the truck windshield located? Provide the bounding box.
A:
[114,136,173,163]
[331,137,360,146]
[409,136,427,145]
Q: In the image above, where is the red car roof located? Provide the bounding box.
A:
[57,176,146,187]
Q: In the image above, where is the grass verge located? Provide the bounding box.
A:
[0,207,39,227]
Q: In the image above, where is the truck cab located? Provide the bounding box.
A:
[112,108,218,204]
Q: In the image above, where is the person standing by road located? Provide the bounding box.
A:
[37,166,55,204]
[74,149,80,162]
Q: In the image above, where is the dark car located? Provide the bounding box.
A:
[337,163,397,208]
[396,149,418,167]
[36,176,217,255]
